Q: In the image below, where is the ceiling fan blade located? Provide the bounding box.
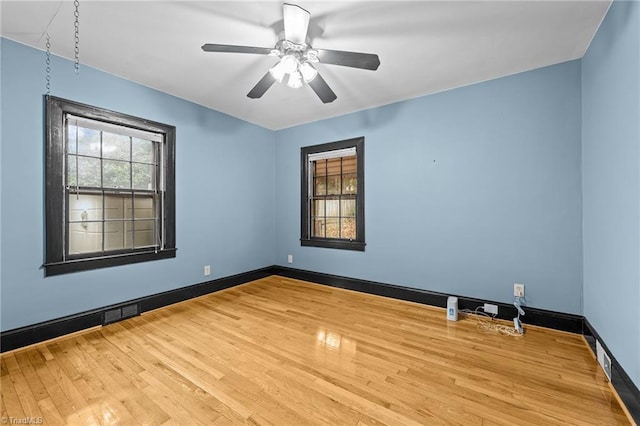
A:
[283,3,310,45]
[247,72,277,99]
[201,44,273,55]
[316,49,380,70]
[308,73,337,104]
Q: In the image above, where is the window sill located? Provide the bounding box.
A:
[300,238,365,251]
[44,248,177,276]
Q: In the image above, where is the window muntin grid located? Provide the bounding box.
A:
[65,116,162,256]
[310,155,357,240]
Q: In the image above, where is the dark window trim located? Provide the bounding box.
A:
[44,95,176,276]
[300,137,365,251]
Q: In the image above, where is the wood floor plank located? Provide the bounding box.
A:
[5,354,43,420]
[36,396,66,425]
[1,275,631,425]
[1,371,26,420]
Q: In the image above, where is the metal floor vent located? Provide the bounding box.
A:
[103,303,139,325]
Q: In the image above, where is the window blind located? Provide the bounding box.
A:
[66,114,163,142]
[307,147,356,162]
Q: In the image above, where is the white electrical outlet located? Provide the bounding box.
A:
[204,265,211,276]
[596,340,612,381]
[484,303,498,315]
[514,283,525,297]
[287,255,293,264]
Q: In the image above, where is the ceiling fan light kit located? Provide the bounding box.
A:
[269,48,316,85]
[201,3,380,103]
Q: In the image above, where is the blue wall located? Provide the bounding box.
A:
[582,0,640,389]
[275,61,583,314]
[0,38,276,331]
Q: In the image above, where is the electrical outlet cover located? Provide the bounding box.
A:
[596,340,604,364]
[596,340,612,381]
[603,352,612,381]
[514,283,525,297]
[483,303,498,315]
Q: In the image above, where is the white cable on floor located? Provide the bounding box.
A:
[459,307,524,337]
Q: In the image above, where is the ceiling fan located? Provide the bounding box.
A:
[201,3,380,103]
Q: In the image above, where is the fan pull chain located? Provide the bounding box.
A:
[45,33,51,94]
[73,0,80,74]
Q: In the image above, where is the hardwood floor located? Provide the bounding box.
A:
[1,275,631,425]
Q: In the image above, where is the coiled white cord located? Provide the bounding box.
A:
[459,304,524,337]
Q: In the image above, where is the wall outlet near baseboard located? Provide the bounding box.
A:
[596,340,612,381]
[204,265,211,276]
[514,283,525,297]
[287,255,293,264]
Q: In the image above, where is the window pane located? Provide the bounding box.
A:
[122,221,135,249]
[326,157,342,176]
[327,175,341,195]
[326,199,339,217]
[102,132,130,161]
[342,155,357,174]
[313,160,326,177]
[342,174,357,194]
[341,218,356,240]
[103,160,131,189]
[69,194,103,222]
[133,163,155,190]
[126,195,155,219]
[126,220,156,248]
[132,138,155,163]
[76,156,101,187]
[67,125,77,154]
[104,221,126,251]
[313,177,326,196]
[313,199,324,217]
[135,220,156,247]
[104,194,126,219]
[137,220,156,248]
[67,155,77,186]
[341,199,356,217]
[312,218,325,238]
[76,127,101,157]
[325,218,339,238]
[68,221,102,254]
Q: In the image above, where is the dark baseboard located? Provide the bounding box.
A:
[583,319,640,423]
[0,309,105,354]
[2,264,582,353]
[138,266,272,313]
[0,266,273,352]
[1,264,637,423]
[271,265,584,334]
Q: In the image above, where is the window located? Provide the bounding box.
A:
[44,96,176,276]
[301,137,365,251]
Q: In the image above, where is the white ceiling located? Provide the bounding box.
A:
[1,1,610,130]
